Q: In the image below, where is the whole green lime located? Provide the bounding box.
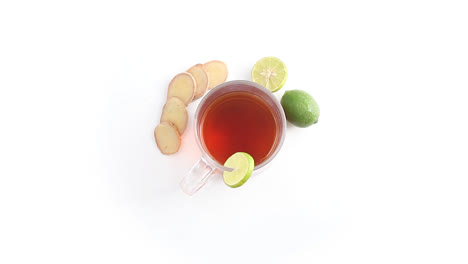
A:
[281,90,320,128]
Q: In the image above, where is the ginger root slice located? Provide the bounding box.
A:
[187,64,209,101]
[167,73,196,105]
[160,97,188,134]
[154,122,181,155]
[203,60,228,89]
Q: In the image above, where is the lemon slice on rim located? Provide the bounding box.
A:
[251,56,288,92]
[223,152,254,188]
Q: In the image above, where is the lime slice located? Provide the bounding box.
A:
[223,152,254,188]
[251,56,288,92]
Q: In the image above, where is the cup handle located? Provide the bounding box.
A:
[180,156,219,196]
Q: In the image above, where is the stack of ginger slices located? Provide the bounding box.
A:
[154,60,228,154]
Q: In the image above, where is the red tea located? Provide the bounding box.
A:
[201,92,277,165]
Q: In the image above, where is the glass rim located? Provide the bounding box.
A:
[194,80,287,172]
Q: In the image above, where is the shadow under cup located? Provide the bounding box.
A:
[180,80,286,195]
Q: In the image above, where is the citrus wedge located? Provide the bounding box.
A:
[251,56,287,92]
[223,152,254,188]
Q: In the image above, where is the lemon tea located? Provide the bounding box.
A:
[200,91,278,165]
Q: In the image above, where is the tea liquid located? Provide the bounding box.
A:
[201,92,277,165]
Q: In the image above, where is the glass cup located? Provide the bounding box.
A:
[180,80,286,195]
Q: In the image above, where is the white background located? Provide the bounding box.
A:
[1,0,467,263]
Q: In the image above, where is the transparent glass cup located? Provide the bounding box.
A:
[180,80,286,195]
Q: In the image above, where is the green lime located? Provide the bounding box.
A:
[281,90,320,128]
[223,152,254,188]
[251,57,288,92]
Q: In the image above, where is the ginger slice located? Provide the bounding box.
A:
[203,60,228,89]
[160,97,188,134]
[187,64,209,100]
[167,73,196,105]
[154,122,181,155]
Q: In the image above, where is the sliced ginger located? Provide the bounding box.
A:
[204,60,228,89]
[155,60,227,154]
[154,122,181,155]
[187,64,209,100]
[160,97,188,134]
[167,73,196,105]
